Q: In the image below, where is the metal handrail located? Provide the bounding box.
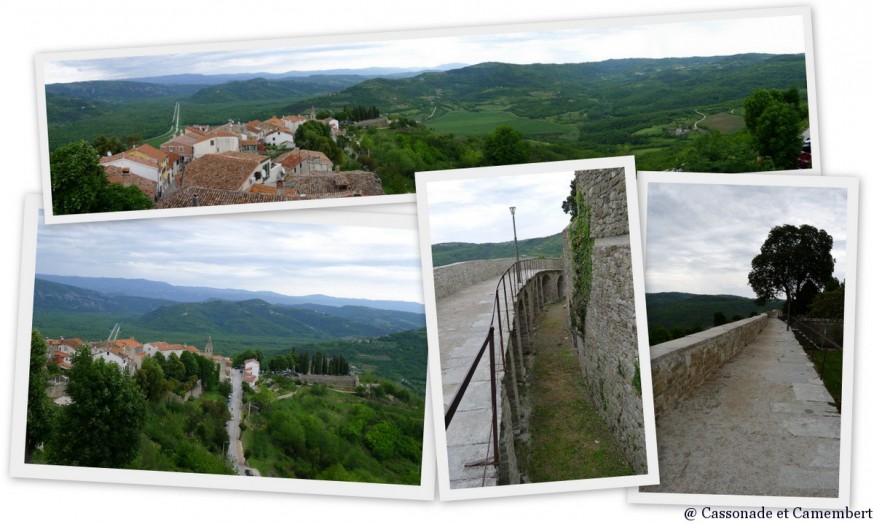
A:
[791,317,843,351]
[443,257,562,468]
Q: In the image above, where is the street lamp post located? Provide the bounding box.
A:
[510,206,520,281]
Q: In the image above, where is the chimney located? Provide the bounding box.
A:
[192,193,199,207]
[276,178,284,196]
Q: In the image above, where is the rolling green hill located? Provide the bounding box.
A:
[646,291,784,332]
[288,54,806,131]
[33,278,177,314]
[46,80,201,101]
[432,232,564,267]
[32,280,425,355]
[187,76,366,104]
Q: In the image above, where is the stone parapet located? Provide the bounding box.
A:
[433,258,516,299]
[650,314,769,417]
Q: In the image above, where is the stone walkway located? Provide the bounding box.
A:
[643,317,840,497]
[437,276,506,489]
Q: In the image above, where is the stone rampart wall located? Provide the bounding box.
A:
[564,167,647,473]
[433,258,516,299]
[301,374,359,388]
[650,314,769,417]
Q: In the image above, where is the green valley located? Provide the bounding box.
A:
[45,53,811,199]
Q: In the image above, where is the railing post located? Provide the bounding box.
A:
[498,290,521,431]
[488,327,499,466]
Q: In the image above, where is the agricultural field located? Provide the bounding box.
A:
[697,111,746,134]
[426,110,575,138]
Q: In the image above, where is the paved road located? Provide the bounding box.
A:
[643,317,840,497]
[225,368,251,476]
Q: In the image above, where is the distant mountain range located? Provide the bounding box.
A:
[432,232,565,267]
[32,278,426,351]
[123,64,469,85]
[36,274,423,313]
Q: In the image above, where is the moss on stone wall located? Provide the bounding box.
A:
[569,190,593,337]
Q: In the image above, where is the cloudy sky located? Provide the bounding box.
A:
[35,212,424,304]
[424,170,575,245]
[645,182,848,298]
[44,14,805,83]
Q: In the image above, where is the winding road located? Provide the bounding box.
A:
[692,109,706,130]
[225,368,259,476]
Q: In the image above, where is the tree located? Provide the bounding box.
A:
[50,140,108,215]
[483,125,530,166]
[561,178,578,219]
[97,183,153,212]
[91,135,125,156]
[743,88,804,170]
[683,131,759,173]
[26,330,56,462]
[713,312,728,327]
[748,224,835,326]
[294,120,343,164]
[808,279,845,319]
[47,347,146,468]
[165,353,186,381]
[50,140,153,215]
[180,350,200,379]
[754,103,803,169]
[135,356,166,401]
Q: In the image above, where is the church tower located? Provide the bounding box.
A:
[205,336,213,357]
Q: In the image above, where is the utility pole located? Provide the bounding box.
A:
[510,206,521,281]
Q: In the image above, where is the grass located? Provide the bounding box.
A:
[807,348,843,410]
[425,110,574,137]
[523,302,635,482]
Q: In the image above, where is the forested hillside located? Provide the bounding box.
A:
[432,232,564,267]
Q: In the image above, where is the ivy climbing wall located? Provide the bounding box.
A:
[562,167,647,474]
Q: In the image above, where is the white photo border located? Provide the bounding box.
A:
[36,6,819,225]
[11,194,436,501]
[416,156,659,501]
[628,171,858,508]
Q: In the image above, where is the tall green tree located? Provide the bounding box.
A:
[51,140,153,215]
[294,120,343,164]
[135,356,166,401]
[743,87,804,170]
[50,141,108,215]
[483,125,530,166]
[748,224,835,326]
[47,348,146,468]
[26,330,56,462]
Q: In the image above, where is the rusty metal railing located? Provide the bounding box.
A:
[443,258,562,470]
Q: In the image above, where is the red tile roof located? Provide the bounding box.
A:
[135,143,167,162]
[154,186,295,208]
[180,152,268,191]
[286,170,384,199]
[99,150,159,169]
[104,165,158,197]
